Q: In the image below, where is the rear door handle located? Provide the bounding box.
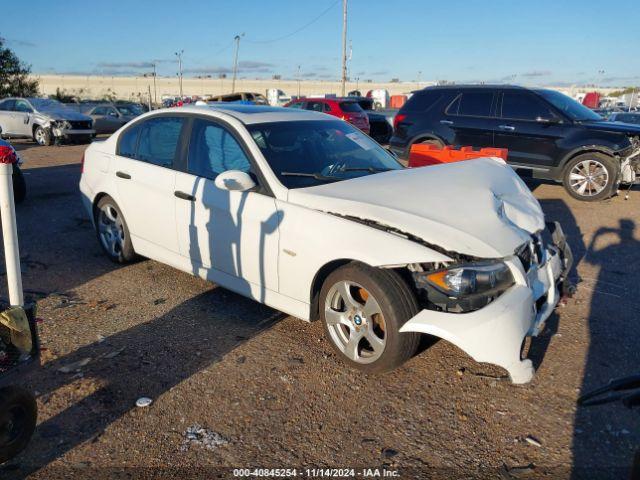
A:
[499,125,515,131]
[174,191,195,201]
[116,171,131,179]
[440,120,454,125]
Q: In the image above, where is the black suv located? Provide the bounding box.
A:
[390,85,640,201]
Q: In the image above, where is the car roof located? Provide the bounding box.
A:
[417,84,527,92]
[164,104,336,125]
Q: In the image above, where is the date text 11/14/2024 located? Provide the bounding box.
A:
[233,468,401,477]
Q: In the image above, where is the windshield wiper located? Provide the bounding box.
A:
[339,167,393,173]
[281,172,342,183]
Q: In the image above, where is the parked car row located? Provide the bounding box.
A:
[390,85,640,201]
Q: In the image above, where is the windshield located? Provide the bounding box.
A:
[116,105,137,116]
[248,120,403,188]
[118,104,143,115]
[28,98,68,112]
[339,102,363,113]
[535,89,603,121]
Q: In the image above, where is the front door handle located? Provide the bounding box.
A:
[116,171,131,179]
[499,125,515,131]
[440,120,453,125]
[174,190,195,201]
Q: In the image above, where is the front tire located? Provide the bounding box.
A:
[33,126,52,146]
[320,263,421,374]
[94,196,136,263]
[0,386,37,464]
[562,153,619,201]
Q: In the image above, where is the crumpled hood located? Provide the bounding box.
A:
[36,107,92,122]
[287,157,545,258]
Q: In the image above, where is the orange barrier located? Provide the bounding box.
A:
[408,144,509,167]
[389,95,407,109]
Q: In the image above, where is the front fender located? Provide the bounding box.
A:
[276,200,452,306]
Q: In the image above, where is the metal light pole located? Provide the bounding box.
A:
[152,62,157,106]
[417,70,422,89]
[175,50,184,98]
[297,65,301,98]
[340,0,348,96]
[231,34,244,94]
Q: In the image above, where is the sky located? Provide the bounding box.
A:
[1,0,639,87]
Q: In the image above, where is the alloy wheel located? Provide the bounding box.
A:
[324,281,386,364]
[97,203,125,257]
[34,128,46,146]
[568,159,609,197]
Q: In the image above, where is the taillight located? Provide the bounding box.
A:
[80,152,85,173]
[393,113,407,130]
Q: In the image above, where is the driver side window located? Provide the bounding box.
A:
[187,119,251,180]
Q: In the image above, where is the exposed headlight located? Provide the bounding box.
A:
[415,261,514,297]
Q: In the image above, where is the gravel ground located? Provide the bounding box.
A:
[0,139,639,479]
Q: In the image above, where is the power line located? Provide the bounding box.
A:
[246,0,340,44]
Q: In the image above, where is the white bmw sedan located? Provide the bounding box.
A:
[80,105,572,383]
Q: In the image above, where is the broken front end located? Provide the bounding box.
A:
[400,221,573,384]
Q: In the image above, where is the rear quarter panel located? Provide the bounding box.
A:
[79,141,117,220]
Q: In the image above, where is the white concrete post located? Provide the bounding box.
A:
[0,162,23,306]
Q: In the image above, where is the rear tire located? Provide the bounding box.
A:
[562,153,619,201]
[320,262,421,374]
[94,196,136,263]
[0,386,37,464]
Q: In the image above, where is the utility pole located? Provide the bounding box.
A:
[340,0,348,96]
[152,62,157,106]
[417,70,422,89]
[175,50,184,98]
[231,34,244,94]
[297,65,301,98]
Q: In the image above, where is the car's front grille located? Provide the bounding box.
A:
[68,120,92,130]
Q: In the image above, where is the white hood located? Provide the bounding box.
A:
[287,157,545,258]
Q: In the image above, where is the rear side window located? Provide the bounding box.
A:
[288,102,305,109]
[402,91,443,112]
[136,117,184,167]
[448,92,494,117]
[501,92,557,121]
[187,119,251,179]
[0,100,15,111]
[117,124,140,158]
[339,102,363,113]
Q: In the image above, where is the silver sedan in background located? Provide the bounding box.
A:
[0,97,94,145]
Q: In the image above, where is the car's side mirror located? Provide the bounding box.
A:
[214,170,256,192]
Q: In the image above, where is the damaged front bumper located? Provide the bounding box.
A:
[400,221,573,384]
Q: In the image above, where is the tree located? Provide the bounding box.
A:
[0,38,39,97]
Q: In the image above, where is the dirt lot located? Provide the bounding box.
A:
[1,139,639,479]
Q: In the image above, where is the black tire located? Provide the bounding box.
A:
[0,386,37,464]
[12,165,26,204]
[320,262,421,374]
[33,126,52,146]
[94,195,136,263]
[562,153,619,202]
